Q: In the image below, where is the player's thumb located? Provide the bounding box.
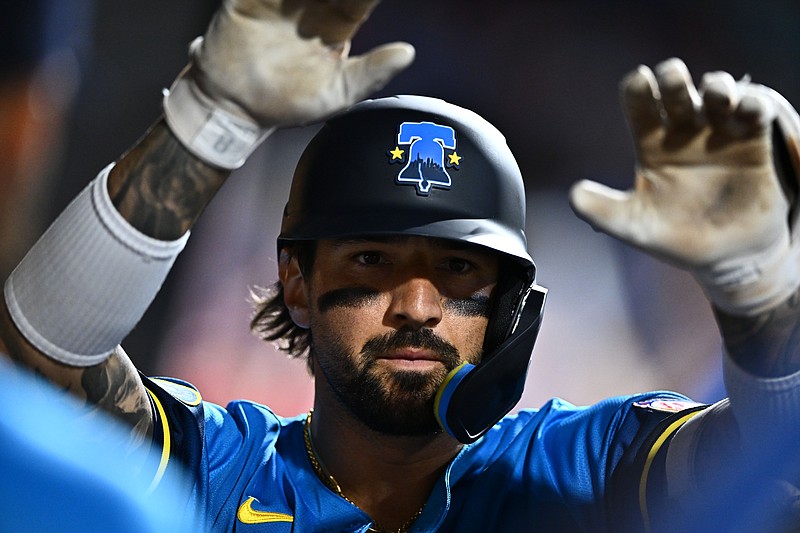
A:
[342,42,415,101]
[569,179,637,242]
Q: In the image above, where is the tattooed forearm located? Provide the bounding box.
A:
[1,301,153,440]
[108,118,230,240]
[715,290,800,378]
[82,348,153,439]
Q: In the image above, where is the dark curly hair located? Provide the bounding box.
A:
[250,241,317,375]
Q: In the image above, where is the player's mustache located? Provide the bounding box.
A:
[361,328,461,368]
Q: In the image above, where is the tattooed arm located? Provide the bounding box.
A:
[0,120,227,442]
[108,120,227,241]
[715,294,800,378]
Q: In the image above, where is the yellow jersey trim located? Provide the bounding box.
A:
[638,409,703,531]
[237,497,294,524]
[145,388,172,494]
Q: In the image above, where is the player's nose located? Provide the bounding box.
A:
[386,276,443,330]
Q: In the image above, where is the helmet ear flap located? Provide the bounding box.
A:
[435,266,547,444]
[481,263,534,357]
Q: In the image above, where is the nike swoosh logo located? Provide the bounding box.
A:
[237,497,294,524]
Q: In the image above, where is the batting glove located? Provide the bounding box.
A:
[570,58,800,316]
[163,0,415,169]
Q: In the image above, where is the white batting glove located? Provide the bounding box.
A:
[570,58,800,316]
[163,0,415,169]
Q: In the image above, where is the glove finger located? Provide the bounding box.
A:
[654,58,703,129]
[700,71,740,131]
[733,85,776,137]
[569,179,638,242]
[620,64,662,140]
[297,0,381,46]
[340,42,415,101]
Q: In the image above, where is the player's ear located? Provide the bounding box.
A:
[279,248,310,329]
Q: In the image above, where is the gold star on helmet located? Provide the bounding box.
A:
[448,151,462,166]
[389,146,404,160]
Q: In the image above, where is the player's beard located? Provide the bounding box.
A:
[312,328,466,436]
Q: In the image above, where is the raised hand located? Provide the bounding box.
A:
[163,0,415,168]
[192,0,414,125]
[570,58,800,315]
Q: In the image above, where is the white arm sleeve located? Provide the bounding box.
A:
[4,164,189,366]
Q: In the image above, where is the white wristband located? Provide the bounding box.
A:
[162,64,274,170]
[4,164,189,366]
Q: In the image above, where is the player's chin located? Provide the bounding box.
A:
[361,373,445,435]
[382,366,447,398]
[365,402,443,437]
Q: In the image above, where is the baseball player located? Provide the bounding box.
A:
[2,0,799,531]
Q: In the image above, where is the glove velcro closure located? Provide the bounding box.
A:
[692,236,800,316]
[162,48,274,171]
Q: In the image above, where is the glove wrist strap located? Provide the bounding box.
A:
[162,67,274,170]
[693,238,800,316]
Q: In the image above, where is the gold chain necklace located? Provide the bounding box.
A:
[303,410,424,533]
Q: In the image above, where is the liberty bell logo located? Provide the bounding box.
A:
[388,121,461,196]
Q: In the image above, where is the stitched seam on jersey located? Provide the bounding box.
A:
[638,410,702,532]
[237,497,294,524]
[145,387,172,494]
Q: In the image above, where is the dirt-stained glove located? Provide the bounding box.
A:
[570,58,800,316]
[163,0,415,169]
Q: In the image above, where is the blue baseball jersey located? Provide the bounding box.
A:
[142,375,705,532]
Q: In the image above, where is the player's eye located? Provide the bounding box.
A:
[355,251,385,265]
[441,257,473,274]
